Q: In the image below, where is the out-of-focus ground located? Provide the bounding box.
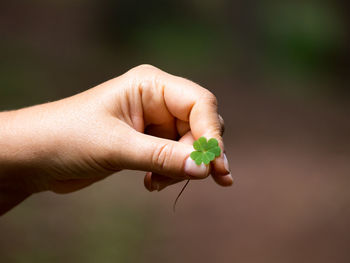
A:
[1,0,350,262]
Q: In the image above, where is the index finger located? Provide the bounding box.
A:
[157,68,231,177]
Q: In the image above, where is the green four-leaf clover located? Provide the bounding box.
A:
[190,137,221,165]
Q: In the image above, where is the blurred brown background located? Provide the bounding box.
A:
[1,0,350,262]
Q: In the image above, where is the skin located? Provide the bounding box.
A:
[0,64,232,215]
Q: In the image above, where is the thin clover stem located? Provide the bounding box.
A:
[173,137,221,212]
[173,179,190,212]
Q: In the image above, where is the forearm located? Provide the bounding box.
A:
[0,109,45,215]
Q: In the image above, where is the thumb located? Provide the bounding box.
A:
[118,130,209,179]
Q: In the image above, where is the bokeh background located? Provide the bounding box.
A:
[1,0,350,262]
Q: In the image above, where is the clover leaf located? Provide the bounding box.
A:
[190,137,221,165]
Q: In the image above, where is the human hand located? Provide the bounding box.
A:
[0,65,232,197]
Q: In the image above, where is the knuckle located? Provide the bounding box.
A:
[202,90,218,107]
[133,64,159,73]
[151,143,173,171]
[126,64,162,86]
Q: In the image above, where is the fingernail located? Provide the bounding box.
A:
[223,154,230,173]
[184,157,209,178]
[224,173,234,186]
[145,172,154,192]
